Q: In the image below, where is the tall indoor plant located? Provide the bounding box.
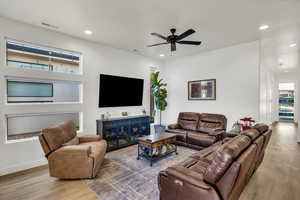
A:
[151,71,168,133]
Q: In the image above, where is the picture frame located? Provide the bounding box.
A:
[188,79,216,100]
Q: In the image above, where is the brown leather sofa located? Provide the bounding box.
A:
[166,112,227,150]
[158,123,272,200]
[39,120,107,179]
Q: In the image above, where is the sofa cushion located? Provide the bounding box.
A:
[177,112,200,131]
[253,123,269,134]
[189,158,212,175]
[62,136,79,146]
[187,132,217,147]
[198,121,223,133]
[166,129,187,142]
[204,135,251,184]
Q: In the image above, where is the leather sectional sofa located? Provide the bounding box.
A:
[39,120,107,179]
[166,112,227,150]
[158,123,272,200]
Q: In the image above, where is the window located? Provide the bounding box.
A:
[278,83,295,121]
[6,112,80,141]
[6,40,81,74]
[7,78,81,104]
[7,81,53,97]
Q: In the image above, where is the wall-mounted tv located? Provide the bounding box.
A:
[99,74,144,107]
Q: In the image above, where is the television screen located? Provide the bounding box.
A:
[99,74,144,107]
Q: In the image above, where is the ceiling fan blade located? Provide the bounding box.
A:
[176,29,195,41]
[151,33,168,40]
[147,42,169,47]
[171,42,176,51]
[177,41,202,45]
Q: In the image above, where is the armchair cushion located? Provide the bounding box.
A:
[53,145,92,157]
[62,136,79,146]
[78,135,101,143]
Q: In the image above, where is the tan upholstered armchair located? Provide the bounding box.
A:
[39,120,107,179]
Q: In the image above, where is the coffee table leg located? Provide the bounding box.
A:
[150,146,153,167]
[175,143,178,155]
[137,144,140,160]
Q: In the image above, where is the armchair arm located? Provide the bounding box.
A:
[78,134,101,143]
[168,123,180,129]
[166,166,212,190]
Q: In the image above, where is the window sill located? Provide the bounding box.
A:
[5,102,83,106]
[6,136,39,144]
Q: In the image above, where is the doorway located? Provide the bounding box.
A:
[278,83,295,121]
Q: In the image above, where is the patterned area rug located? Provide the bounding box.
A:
[86,145,196,200]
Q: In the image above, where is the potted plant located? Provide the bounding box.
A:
[151,71,168,133]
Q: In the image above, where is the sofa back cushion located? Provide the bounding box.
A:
[177,112,200,131]
[227,144,257,200]
[244,129,260,141]
[197,113,227,133]
[39,120,77,156]
[253,123,269,134]
[204,135,251,184]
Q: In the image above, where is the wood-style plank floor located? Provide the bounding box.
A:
[0,122,299,200]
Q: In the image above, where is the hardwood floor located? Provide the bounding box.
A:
[0,122,299,200]
[0,166,99,200]
[240,122,300,200]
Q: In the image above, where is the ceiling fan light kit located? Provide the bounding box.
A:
[148,28,202,52]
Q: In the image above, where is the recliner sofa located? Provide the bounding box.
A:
[167,112,227,150]
[39,120,107,179]
[158,123,272,200]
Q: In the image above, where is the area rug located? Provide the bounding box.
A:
[86,145,197,200]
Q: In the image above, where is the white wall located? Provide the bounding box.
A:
[161,41,260,128]
[259,66,279,125]
[0,17,161,175]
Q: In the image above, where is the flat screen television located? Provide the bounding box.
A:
[99,74,144,107]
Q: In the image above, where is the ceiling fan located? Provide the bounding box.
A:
[147,28,202,52]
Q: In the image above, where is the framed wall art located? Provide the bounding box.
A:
[188,79,216,100]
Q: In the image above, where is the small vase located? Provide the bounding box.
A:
[154,124,166,134]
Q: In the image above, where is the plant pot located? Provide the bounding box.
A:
[154,124,166,134]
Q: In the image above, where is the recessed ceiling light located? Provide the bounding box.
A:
[259,25,269,30]
[84,30,93,35]
[289,43,297,47]
[159,54,165,57]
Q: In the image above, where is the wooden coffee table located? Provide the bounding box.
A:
[137,132,177,166]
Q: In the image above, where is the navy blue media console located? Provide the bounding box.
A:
[97,115,151,151]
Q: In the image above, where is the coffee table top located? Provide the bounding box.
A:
[137,132,176,144]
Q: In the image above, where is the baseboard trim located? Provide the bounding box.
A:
[0,158,47,176]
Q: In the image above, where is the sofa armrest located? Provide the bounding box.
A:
[208,129,225,136]
[78,135,101,143]
[168,123,180,129]
[166,166,212,190]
